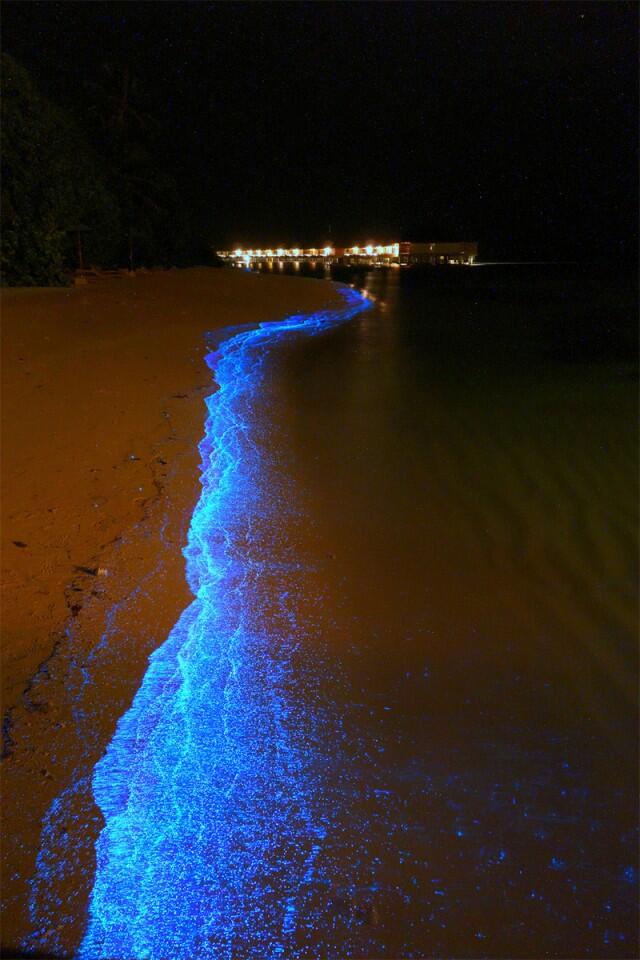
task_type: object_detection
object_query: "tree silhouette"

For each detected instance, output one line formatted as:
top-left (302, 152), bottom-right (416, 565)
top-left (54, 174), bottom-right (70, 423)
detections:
top-left (1, 54), bottom-right (120, 285)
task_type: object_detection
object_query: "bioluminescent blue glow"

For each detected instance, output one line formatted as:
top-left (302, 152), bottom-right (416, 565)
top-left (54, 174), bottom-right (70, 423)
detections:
top-left (78, 288), bottom-right (371, 960)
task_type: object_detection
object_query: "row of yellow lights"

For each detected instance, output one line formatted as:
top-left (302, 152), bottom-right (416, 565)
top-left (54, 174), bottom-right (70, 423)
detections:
top-left (226, 247), bottom-right (334, 259)
top-left (345, 244), bottom-right (399, 257)
top-left (219, 243), bottom-right (400, 259)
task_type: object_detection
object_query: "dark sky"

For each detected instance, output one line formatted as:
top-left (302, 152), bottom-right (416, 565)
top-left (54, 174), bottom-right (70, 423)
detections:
top-left (3, 1), bottom-right (638, 258)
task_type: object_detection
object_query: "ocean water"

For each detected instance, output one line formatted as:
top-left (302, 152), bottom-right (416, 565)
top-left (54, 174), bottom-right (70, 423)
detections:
top-left (78, 266), bottom-right (637, 959)
top-left (263, 264), bottom-right (638, 957)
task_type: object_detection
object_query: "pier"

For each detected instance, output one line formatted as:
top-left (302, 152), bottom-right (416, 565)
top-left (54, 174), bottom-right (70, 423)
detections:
top-left (216, 241), bottom-right (478, 267)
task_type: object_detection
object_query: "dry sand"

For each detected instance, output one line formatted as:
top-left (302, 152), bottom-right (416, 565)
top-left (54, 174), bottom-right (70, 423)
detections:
top-left (0, 266), bottom-right (340, 955)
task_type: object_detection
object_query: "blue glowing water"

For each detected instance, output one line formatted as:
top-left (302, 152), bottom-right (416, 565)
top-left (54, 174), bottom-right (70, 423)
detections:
top-left (18, 268), bottom-right (637, 958)
top-left (78, 288), bottom-right (371, 960)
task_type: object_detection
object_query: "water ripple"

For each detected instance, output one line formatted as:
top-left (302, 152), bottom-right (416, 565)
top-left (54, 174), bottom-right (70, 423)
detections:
top-left (78, 287), bottom-right (370, 960)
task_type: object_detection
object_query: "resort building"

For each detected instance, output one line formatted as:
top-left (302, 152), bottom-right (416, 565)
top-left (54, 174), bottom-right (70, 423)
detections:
top-left (217, 241), bottom-right (478, 266)
top-left (399, 242), bottom-right (478, 265)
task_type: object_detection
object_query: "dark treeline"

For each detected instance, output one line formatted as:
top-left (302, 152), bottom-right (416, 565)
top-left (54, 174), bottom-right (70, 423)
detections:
top-left (1, 54), bottom-right (215, 285)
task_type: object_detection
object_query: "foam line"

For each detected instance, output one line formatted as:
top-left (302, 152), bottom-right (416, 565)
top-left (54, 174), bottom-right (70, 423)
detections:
top-left (79, 287), bottom-right (370, 959)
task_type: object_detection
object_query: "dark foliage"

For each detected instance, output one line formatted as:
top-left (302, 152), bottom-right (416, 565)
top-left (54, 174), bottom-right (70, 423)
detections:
top-left (1, 54), bottom-right (121, 285)
top-left (1, 55), bottom-right (215, 285)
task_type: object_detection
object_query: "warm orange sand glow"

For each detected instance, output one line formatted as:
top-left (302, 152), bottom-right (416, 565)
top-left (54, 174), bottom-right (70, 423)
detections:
top-left (0, 266), bottom-right (340, 952)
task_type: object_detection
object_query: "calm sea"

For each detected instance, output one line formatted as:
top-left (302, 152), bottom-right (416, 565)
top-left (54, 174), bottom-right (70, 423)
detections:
top-left (76, 262), bottom-right (637, 960)
top-left (251, 261), bottom-right (638, 957)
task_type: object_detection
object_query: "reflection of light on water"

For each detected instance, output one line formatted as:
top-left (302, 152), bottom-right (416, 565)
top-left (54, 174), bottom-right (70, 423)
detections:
top-left (78, 289), bottom-right (371, 960)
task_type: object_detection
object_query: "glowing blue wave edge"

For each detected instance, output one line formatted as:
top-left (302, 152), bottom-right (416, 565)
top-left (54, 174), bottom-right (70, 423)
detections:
top-left (79, 286), bottom-right (371, 960)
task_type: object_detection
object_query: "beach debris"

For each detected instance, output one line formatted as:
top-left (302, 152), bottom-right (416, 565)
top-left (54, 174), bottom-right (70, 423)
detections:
top-left (127, 453), bottom-right (140, 461)
top-left (2, 714), bottom-right (16, 759)
top-left (97, 568), bottom-right (109, 576)
top-left (12, 540), bottom-right (28, 548)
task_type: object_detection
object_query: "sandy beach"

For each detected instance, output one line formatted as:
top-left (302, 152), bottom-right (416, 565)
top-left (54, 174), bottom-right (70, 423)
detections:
top-left (1, 267), bottom-right (340, 955)
top-left (3, 2), bottom-right (636, 953)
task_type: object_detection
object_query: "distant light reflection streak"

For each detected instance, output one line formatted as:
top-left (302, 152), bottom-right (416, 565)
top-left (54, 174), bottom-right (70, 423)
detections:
top-left (78, 287), bottom-right (371, 960)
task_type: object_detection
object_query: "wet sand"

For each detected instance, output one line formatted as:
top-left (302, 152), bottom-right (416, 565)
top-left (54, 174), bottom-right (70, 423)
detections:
top-left (2, 264), bottom-right (636, 958)
top-left (1, 267), bottom-right (340, 955)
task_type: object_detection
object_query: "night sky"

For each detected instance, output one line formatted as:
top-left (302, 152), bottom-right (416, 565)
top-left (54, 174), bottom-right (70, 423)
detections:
top-left (3, 1), bottom-right (637, 259)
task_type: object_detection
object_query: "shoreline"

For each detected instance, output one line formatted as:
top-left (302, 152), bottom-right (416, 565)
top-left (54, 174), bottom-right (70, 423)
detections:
top-left (79, 286), bottom-right (370, 958)
top-left (1, 267), bottom-right (345, 955)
